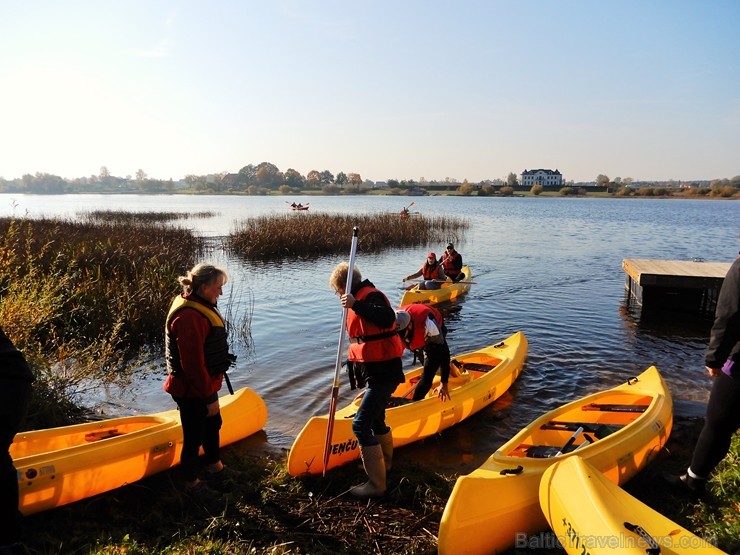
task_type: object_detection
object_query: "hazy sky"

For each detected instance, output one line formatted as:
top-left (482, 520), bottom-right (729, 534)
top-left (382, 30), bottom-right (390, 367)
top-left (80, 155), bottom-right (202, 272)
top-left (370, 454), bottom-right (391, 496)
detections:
top-left (1, 1), bottom-right (738, 183)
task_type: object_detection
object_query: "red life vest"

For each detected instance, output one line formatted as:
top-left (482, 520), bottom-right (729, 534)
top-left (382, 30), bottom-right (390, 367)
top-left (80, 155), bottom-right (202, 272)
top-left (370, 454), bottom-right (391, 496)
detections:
top-left (441, 251), bottom-right (462, 277)
top-left (400, 304), bottom-right (444, 351)
top-left (346, 285), bottom-right (405, 362)
top-left (422, 260), bottom-right (443, 280)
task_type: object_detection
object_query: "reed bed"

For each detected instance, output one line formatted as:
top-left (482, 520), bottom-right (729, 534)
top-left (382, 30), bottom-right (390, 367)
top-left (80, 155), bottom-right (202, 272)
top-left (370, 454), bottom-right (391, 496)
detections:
top-left (227, 212), bottom-right (469, 259)
top-left (79, 209), bottom-right (217, 225)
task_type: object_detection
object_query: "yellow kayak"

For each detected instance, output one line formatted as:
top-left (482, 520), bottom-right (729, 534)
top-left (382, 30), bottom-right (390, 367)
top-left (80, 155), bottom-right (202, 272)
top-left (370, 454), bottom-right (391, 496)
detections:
top-left (13, 386), bottom-right (268, 516)
top-left (438, 366), bottom-right (673, 555)
top-left (287, 331), bottom-right (527, 476)
top-left (540, 456), bottom-right (726, 554)
top-left (400, 266), bottom-right (472, 307)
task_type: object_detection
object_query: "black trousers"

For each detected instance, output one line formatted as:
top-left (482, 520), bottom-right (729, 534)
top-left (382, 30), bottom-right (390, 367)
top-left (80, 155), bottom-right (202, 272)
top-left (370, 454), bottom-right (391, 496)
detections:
top-left (0, 379), bottom-right (32, 546)
top-left (690, 371), bottom-right (740, 477)
top-left (172, 396), bottom-right (223, 483)
top-left (412, 342), bottom-right (451, 401)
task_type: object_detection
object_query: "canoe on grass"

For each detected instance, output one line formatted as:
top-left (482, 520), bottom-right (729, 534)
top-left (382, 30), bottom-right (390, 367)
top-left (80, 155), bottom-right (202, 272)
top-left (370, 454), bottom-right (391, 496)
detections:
top-left (539, 456), bottom-right (726, 555)
top-left (437, 366), bottom-right (673, 555)
top-left (13, 386), bottom-right (268, 516)
top-left (287, 331), bottom-right (527, 477)
top-left (399, 265), bottom-right (472, 307)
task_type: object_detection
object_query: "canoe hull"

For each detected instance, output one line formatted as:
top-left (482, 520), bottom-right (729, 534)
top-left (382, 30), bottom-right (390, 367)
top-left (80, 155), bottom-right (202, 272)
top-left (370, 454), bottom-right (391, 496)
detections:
top-left (539, 456), bottom-right (726, 555)
top-left (13, 386), bottom-right (268, 515)
top-left (287, 331), bottom-right (527, 476)
top-left (400, 266), bottom-right (472, 307)
top-left (438, 366), bottom-right (673, 555)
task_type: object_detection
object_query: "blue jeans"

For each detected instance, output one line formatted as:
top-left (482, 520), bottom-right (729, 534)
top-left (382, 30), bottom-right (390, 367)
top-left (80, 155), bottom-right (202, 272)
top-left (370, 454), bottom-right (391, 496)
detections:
top-left (419, 280), bottom-right (441, 290)
top-left (352, 380), bottom-right (397, 447)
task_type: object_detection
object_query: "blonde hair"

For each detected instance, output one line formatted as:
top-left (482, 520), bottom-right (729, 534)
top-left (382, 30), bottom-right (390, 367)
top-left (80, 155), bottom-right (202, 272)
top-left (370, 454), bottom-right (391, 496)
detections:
top-left (329, 262), bottom-right (361, 293)
top-left (178, 263), bottom-right (228, 295)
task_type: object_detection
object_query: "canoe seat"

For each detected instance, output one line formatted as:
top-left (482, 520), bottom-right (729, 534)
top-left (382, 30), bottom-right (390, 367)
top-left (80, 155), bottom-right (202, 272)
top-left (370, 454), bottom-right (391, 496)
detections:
top-left (525, 434), bottom-right (595, 458)
top-left (541, 421), bottom-right (624, 439)
top-left (582, 403), bottom-right (649, 413)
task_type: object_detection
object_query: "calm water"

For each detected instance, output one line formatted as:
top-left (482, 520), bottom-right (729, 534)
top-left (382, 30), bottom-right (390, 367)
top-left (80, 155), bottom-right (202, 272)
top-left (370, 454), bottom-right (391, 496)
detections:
top-left (2, 193), bottom-right (737, 471)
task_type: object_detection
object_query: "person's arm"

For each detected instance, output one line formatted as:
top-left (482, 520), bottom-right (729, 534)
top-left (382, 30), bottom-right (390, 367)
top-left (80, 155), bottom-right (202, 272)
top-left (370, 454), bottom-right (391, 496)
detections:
top-left (705, 259), bottom-right (740, 373)
top-left (437, 266), bottom-right (447, 281)
top-left (404, 268), bottom-right (423, 282)
top-left (349, 291), bottom-right (396, 328)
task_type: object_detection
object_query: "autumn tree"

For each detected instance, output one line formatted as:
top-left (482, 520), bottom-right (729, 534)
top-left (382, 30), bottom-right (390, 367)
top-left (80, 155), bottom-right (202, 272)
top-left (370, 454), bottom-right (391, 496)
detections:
top-left (306, 170), bottom-right (321, 189)
top-left (596, 174), bottom-right (610, 186)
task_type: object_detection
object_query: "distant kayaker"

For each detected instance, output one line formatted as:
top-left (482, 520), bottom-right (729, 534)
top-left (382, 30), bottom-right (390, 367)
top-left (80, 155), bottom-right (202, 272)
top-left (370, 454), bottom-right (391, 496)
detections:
top-left (395, 305), bottom-right (451, 402)
top-left (329, 262), bottom-right (405, 498)
top-left (0, 325), bottom-right (33, 552)
top-left (163, 263), bottom-right (240, 505)
top-left (440, 243), bottom-right (465, 283)
top-left (667, 256), bottom-right (740, 495)
top-left (400, 207), bottom-right (410, 219)
top-left (402, 252), bottom-right (446, 290)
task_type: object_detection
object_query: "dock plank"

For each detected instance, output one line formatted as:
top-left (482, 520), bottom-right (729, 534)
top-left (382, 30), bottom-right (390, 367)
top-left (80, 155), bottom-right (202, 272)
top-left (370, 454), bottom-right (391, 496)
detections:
top-left (622, 259), bottom-right (731, 286)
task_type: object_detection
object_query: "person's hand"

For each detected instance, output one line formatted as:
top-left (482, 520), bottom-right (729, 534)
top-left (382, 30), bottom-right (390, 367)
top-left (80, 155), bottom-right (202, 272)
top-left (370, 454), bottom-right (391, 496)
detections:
top-left (706, 366), bottom-right (720, 377)
top-left (341, 292), bottom-right (355, 308)
top-left (435, 383), bottom-right (450, 402)
top-left (402, 277), bottom-right (407, 282)
top-left (206, 399), bottom-right (220, 417)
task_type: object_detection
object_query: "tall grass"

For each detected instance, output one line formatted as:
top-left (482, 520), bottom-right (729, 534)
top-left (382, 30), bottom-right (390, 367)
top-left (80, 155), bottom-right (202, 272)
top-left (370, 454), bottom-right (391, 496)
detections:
top-left (0, 216), bottom-right (205, 426)
top-left (227, 212), bottom-right (469, 259)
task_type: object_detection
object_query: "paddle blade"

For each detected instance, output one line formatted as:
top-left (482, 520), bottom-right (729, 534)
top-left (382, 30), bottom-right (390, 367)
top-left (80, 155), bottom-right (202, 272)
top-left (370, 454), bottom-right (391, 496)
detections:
top-left (322, 386), bottom-right (340, 476)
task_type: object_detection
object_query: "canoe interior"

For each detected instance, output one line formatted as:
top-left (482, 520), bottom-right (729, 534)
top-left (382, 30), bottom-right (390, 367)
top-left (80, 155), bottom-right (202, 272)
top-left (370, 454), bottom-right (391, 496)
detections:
top-left (506, 393), bottom-right (653, 457)
top-left (11, 416), bottom-right (170, 459)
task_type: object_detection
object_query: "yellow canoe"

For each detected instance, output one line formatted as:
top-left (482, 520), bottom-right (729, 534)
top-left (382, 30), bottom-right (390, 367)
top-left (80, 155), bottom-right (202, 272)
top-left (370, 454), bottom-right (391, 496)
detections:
top-left (539, 456), bottom-right (726, 555)
top-left (13, 386), bottom-right (268, 516)
top-left (287, 331), bottom-right (527, 477)
top-left (438, 366), bottom-right (673, 555)
top-left (399, 266), bottom-right (472, 307)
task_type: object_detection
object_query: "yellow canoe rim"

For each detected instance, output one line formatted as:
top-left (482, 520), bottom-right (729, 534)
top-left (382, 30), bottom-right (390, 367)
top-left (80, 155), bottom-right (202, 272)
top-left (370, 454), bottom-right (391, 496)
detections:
top-left (437, 366), bottom-right (673, 555)
top-left (13, 386), bottom-right (268, 516)
top-left (539, 456), bottom-right (726, 555)
top-left (287, 331), bottom-right (527, 477)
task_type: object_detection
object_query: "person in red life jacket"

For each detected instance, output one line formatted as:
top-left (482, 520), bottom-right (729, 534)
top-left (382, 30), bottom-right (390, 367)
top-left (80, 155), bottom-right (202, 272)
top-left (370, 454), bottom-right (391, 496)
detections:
top-left (440, 243), bottom-right (465, 283)
top-left (164, 263), bottom-right (239, 504)
top-left (0, 326), bottom-right (33, 553)
top-left (329, 262), bottom-right (405, 498)
top-left (395, 305), bottom-right (451, 402)
top-left (402, 252), bottom-right (446, 290)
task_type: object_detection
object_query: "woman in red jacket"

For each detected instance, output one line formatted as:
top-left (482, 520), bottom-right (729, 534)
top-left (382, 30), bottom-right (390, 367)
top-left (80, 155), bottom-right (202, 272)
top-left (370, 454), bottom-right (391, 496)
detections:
top-left (164, 263), bottom-right (237, 503)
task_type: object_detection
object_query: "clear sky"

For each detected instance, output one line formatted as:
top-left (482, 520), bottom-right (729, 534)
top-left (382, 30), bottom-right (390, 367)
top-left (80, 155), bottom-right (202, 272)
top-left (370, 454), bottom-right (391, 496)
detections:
top-left (1, 1), bottom-right (738, 183)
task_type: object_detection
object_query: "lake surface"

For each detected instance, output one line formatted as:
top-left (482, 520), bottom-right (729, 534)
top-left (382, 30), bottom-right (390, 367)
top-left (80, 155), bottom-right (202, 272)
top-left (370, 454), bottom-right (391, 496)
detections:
top-left (2, 193), bottom-right (737, 471)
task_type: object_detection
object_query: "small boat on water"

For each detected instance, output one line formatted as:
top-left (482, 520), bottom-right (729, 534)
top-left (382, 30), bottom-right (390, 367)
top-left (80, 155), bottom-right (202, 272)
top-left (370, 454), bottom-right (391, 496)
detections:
top-left (289, 202), bottom-right (309, 211)
top-left (437, 366), bottom-right (673, 555)
top-left (287, 331), bottom-right (527, 476)
top-left (539, 455), bottom-right (726, 555)
top-left (399, 266), bottom-right (472, 307)
top-left (13, 386), bottom-right (268, 516)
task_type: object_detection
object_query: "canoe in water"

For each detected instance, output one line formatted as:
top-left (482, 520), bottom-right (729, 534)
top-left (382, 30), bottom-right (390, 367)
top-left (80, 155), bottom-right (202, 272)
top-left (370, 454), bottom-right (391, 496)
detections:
top-left (399, 266), bottom-right (472, 307)
top-left (539, 455), bottom-right (726, 555)
top-left (13, 386), bottom-right (268, 515)
top-left (287, 331), bottom-right (527, 476)
top-left (438, 366), bottom-right (673, 555)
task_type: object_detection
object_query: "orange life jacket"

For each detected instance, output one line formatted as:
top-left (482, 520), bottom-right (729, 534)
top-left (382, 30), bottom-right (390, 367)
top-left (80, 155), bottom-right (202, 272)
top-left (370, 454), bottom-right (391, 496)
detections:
top-left (346, 285), bottom-right (405, 363)
top-left (400, 304), bottom-right (444, 351)
top-left (441, 251), bottom-right (462, 277)
top-left (422, 261), bottom-right (443, 280)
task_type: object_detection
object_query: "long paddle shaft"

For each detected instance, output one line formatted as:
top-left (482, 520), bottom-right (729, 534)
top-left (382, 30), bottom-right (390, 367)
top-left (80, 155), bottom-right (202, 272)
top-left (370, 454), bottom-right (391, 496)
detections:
top-left (322, 226), bottom-right (359, 476)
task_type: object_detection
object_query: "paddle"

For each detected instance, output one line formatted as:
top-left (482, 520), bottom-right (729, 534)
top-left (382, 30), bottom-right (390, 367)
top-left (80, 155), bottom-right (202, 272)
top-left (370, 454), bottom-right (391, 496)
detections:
top-left (322, 226), bottom-right (359, 476)
top-left (404, 278), bottom-right (478, 285)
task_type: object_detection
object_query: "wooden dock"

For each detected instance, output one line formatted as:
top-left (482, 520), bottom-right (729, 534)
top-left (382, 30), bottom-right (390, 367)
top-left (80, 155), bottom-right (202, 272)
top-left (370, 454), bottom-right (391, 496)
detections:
top-left (622, 258), bottom-right (732, 315)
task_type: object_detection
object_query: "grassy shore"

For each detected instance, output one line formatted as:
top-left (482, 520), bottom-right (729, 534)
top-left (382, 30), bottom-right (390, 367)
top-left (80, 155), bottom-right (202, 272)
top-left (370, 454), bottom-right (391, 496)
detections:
top-left (18, 416), bottom-right (739, 554)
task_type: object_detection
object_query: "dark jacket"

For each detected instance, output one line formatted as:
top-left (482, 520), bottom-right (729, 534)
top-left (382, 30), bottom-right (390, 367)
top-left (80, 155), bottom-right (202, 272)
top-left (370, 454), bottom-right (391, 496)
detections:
top-left (705, 258), bottom-right (740, 372)
top-left (0, 326), bottom-right (34, 382)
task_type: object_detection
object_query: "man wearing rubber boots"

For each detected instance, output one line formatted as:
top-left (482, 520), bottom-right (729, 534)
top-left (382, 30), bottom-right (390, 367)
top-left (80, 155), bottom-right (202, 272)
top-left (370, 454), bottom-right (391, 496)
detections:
top-left (329, 262), bottom-right (405, 499)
